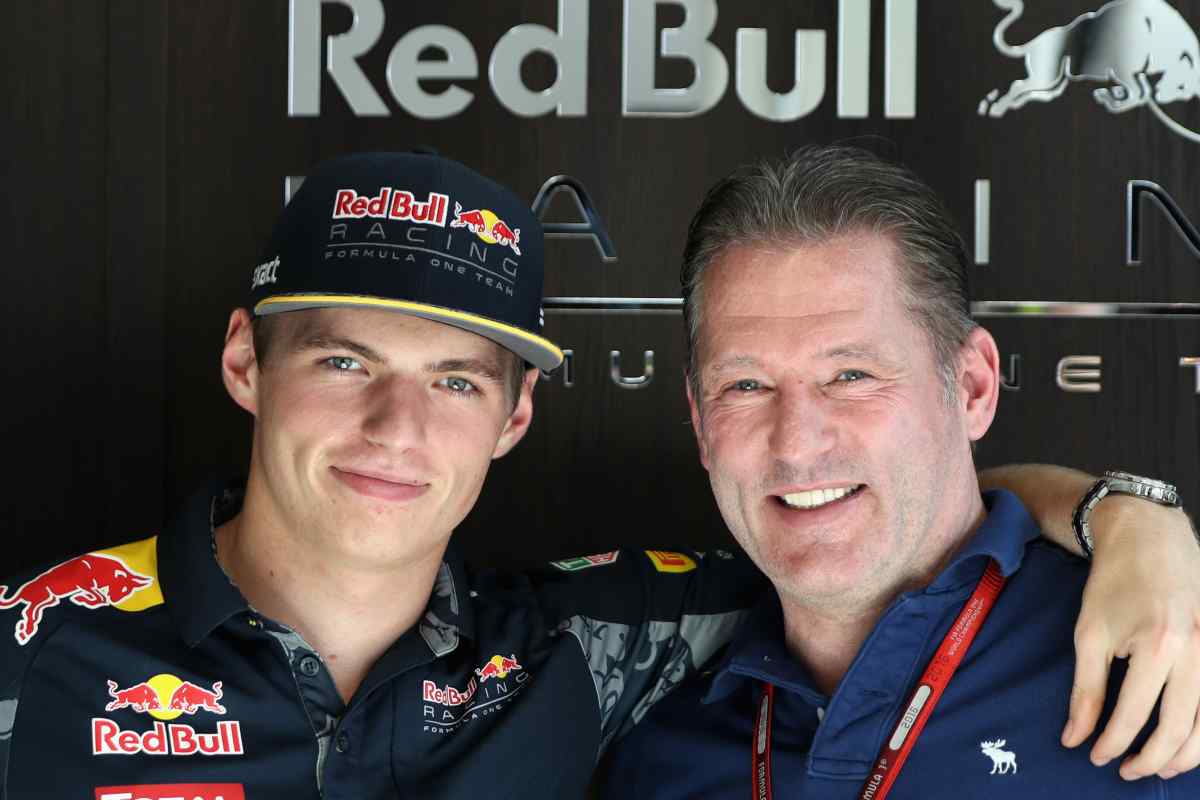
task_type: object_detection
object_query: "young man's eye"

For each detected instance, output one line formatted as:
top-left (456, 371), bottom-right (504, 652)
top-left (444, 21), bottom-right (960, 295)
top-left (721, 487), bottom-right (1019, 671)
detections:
top-left (440, 376), bottom-right (478, 394)
top-left (324, 356), bottom-right (363, 372)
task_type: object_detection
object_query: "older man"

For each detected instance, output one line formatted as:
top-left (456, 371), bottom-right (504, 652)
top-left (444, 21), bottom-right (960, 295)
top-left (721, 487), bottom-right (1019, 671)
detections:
top-left (600, 146), bottom-right (1200, 798)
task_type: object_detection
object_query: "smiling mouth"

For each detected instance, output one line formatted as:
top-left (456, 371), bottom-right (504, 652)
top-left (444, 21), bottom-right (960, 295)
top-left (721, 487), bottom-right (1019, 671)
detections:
top-left (331, 467), bottom-right (430, 502)
top-left (777, 484), bottom-right (864, 510)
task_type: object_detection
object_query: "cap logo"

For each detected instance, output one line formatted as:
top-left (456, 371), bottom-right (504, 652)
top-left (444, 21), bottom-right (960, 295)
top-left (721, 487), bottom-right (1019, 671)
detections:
top-left (332, 188), bottom-right (449, 227)
top-left (250, 256), bottom-right (280, 290)
top-left (450, 202), bottom-right (522, 256)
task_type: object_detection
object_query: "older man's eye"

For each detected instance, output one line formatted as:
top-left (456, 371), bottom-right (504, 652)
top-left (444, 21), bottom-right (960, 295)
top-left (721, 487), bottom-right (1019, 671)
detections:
top-left (729, 379), bottom-right (762, 392)
top-left (835, 369), bottom-right (869, 382)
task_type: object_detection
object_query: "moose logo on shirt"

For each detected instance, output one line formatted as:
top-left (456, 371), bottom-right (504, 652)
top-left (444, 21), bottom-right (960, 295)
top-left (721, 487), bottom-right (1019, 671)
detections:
top-left (980, 739), bottom-right (1018, 774)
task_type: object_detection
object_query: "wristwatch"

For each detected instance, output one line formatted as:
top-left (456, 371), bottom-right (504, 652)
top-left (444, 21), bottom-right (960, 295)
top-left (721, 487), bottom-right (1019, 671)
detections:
top-left (1072, 471), bottom-right (1182, 557)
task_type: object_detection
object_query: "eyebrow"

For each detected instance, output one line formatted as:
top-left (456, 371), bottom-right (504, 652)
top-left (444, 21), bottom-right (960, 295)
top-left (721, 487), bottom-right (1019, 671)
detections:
top-left (704, 343), bottom-right (891, 377)
top-left (293, 334), bottom-right (505, 382)
top-left (424, 358), bottom-right (506, 384)
top-left (294, 334), bottom-right (388, 365)
top-left (818, 343), bottom-right (887, 362)
top-left (706, 355), bottom-right (764, 377)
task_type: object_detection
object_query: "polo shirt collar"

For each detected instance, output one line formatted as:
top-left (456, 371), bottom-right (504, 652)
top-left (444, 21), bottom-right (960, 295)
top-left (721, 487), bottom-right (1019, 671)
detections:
top-left (159, 479), bottom-right (475, 653)
top-left (702, 489), bottom-right (1039, 705)
top-left (159, 479), bottom-right (250, 647)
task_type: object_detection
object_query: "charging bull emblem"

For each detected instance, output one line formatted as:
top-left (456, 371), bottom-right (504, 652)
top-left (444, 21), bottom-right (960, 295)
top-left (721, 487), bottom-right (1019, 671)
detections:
top-left (0, 554), bottom-right (153, 645)
top-left (451, 202), bottom-right (522, 256)
top-left (979, 0), bottom-right (1200, 141)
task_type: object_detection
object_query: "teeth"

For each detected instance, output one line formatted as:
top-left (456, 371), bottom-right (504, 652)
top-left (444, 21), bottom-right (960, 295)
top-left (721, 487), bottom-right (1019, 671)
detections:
top-left (782, 486), bottom-right (857, 509)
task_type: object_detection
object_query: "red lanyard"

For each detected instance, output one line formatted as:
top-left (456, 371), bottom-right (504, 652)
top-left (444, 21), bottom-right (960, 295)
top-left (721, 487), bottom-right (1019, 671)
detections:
top-left (751, 559), bottom-right (1007, 800)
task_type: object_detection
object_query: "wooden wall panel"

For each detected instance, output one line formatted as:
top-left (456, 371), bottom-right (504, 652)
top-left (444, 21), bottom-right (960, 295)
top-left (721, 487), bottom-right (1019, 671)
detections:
top-left (6, 0), bottom-right (1200, 572)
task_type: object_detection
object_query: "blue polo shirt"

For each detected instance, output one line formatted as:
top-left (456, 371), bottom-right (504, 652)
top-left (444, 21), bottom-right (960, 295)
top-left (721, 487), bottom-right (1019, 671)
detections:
top-left (600, 490), bottom-right (1189, 798)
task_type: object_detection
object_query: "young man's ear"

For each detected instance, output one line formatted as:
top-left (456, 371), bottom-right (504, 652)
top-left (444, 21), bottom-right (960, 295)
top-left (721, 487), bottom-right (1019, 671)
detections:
top-left (222, 308), bottom-right (260, 416)
top-left (492, 368), bottom-right (539, 459)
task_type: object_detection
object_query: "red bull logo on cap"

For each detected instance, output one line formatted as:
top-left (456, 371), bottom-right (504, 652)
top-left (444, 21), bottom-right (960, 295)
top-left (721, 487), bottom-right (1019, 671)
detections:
top-left (474, 653), bottom-right (523, 683)
top-left (0, 537), bottom-right (162, 645)
top-left (332, 187), bottom-right (450, 226)
top-left (94, 674), bottom-right (243, 757)
top-left (450, 202), bottom-right (523, 256)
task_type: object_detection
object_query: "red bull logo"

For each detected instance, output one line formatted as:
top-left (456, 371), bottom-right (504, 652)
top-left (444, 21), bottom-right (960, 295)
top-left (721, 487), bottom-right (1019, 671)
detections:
top-left (331, 187), bottom-right (450, 226)
top-left (105, 681), bottom-right (161, 714)
top-left (450, 202), bottom-right (523, 256)
top-left (0, 551), bottom-right (155, 645)
top-left (474, 654), bottom-right (523, 683)
top-left (980, 0), bottom-right (1200, 142)
top-left (95, 674), bottom-right (242, 757)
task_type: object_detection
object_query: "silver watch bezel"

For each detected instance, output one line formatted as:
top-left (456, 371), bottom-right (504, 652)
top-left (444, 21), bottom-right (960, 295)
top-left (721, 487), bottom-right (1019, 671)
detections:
top-left (1101, 471), bottom-right (1181, 507)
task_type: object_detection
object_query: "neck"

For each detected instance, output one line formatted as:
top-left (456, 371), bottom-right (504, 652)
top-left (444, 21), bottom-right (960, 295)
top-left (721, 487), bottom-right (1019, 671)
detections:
top-left (214, 494), bottom-right (445, 704)
top-left (780, 491), bottom-right (988, 696)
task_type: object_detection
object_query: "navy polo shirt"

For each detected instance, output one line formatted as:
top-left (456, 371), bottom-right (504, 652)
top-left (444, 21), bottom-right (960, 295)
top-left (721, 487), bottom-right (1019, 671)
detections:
top-left (601, 490), bottom-right (1192, 798)
top-left (0, 482), bottom-right (763, 799)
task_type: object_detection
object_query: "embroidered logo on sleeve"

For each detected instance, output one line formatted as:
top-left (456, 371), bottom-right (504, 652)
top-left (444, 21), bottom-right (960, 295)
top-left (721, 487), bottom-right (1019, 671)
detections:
top-left (979, 739), bottom-right (1018, 774)
top-left (550, 551), bottom-right (619, 572)
top-left (645, 550), bottom-right (697, 573)
top-left (0, 537), bottom-right (163, 645)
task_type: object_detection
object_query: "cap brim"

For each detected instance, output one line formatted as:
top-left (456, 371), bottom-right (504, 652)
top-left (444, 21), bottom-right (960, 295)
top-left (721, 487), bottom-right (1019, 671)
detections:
top-left (254, 294), bottom-right (564, 372)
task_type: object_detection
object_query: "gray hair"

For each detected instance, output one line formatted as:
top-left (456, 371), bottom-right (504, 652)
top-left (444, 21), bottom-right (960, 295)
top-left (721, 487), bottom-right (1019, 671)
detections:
top-left (681, 144), bottom-right (976, 404)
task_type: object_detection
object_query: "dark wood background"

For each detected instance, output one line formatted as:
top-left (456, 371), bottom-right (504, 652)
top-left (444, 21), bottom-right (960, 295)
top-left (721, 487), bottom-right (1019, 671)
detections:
top-left (4, 0), bottom-right (1199, 573)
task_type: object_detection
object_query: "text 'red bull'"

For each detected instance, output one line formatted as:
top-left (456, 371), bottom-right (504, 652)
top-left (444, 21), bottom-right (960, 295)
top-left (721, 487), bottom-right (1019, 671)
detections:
top-left (91, 719), bottom-right (244, 756)
top-left (331, 188), bottom-right (449, 226)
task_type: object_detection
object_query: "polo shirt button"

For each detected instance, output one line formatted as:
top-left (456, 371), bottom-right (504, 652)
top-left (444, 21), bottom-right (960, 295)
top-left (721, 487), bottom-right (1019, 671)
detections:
top-left (299, 655), bottom-right (320, 677)
top-left (335, 733), bottom-right (350, 753)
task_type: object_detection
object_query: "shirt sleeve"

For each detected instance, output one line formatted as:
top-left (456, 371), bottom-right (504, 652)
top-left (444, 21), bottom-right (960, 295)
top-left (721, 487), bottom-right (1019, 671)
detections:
top-left (0, 564), bottom-right (58, 800)
top-left (521, 546), bottom-right (764, 754)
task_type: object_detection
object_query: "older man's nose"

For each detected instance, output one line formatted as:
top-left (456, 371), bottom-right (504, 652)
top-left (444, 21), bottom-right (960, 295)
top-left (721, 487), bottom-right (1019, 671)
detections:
top-left (767, 385), bottom-right (836, 464)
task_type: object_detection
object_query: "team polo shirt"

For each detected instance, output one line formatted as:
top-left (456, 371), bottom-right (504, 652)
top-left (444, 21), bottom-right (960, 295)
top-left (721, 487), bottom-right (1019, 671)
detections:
top-left (600, 490), bottom-right (1192, 798)
top-left (0, 481), bottom-right (763, 800)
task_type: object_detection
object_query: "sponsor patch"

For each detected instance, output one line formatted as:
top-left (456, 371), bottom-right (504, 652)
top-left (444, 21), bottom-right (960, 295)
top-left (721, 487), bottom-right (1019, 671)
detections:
top-left (0, 537), bottom-right (162, 645)
top-left (551, 551), bottom-right (619, 572)
top-left (646, 550), bottom-right (698, 573)
top-left (95, 674), bottom-right (242, 756)
top-left (95, 785), bottom-right (245, 800)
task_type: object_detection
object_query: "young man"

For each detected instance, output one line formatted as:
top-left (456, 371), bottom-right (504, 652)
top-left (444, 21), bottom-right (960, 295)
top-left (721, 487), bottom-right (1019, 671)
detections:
top-left (601, 145), bottom-right (1200, 797)
top-left (1, 151), bottom-right (1197, 799)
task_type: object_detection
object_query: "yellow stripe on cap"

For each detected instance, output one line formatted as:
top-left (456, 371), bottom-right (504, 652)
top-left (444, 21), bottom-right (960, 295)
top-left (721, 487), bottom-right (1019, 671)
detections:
top-left (254, 294), bottom-right (564, 367)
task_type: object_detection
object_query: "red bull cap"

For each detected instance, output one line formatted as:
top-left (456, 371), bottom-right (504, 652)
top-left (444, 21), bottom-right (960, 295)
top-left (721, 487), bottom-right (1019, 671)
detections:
top-left (250, 151), bottom-right (563, 371)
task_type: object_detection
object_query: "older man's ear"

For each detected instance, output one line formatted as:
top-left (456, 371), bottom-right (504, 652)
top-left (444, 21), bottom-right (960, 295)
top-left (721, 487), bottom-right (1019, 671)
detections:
top-left (957, 327), bottom-right (1001, 442)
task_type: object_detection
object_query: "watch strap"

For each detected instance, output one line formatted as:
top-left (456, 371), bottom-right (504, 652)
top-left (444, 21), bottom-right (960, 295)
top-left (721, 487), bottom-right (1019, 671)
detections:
top-left (1071, 479), bottom-right (1109, 559)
